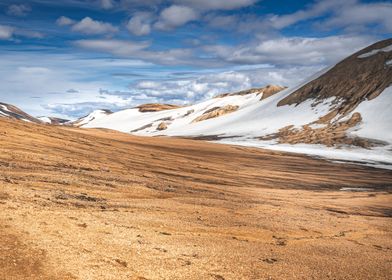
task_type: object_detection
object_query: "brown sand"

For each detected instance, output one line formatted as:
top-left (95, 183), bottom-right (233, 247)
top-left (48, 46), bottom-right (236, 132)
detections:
top-left (0, 118), bottom-right (391, 279)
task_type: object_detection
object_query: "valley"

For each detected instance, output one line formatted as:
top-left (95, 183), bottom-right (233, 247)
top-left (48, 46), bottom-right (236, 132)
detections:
top-left (1, 118), bottom-right (391, 279)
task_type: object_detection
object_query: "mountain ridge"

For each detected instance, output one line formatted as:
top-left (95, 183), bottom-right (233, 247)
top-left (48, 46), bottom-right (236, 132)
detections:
top-left (1, 39), bottom-right (391, 168)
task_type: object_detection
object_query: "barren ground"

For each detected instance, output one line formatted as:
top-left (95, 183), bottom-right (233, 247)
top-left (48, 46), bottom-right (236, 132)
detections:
top-left (0, 118), bottom-right (391, 280)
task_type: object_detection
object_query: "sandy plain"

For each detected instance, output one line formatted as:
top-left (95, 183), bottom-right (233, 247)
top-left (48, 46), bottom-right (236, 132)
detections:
top-left (0, 118), bottom-right (391, 280)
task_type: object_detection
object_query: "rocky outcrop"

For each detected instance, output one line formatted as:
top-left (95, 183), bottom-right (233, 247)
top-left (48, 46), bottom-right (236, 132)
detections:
top-left (277, 38), bottom-right (392, 118)
top-left (259, 113), bottom-right (382, 148)
top-left (137, 103), bottom-right (181, 113)
top-left (215, 85), bottom-right (286, 99)
top-left (268, 39), bottom-right (392, 148)
top-left (260, 85), bottom-right (287, 101)
top-left (192, 105), bottom-right (239, 123)
top-left (157, 122), bottom-right (168, 131)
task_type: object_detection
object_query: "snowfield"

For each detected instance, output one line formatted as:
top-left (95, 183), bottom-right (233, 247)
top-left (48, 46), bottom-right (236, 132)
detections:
top-left (80, 68), bottom-right (392, 169)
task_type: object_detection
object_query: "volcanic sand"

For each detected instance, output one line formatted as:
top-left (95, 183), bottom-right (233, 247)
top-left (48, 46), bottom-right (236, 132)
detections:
top-left (0, 118), bottom-right (391, 279)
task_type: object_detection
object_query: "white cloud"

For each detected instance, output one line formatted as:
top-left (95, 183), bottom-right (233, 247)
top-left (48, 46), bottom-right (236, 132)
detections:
top-left (320, 2), bottom-right (392, 33)
top-left (265, 0), bottom-right (353, 29)
top-left (173, 0), bottom-right (257, 11)
top-left (0, 25), bottom-right (14, 40)
top-left (155, 5), bottom-right (198, 30)
top-left (75, 39), bottom-right (150, 56)
top-left (7, 4), bottom-right (31, 17)
top-left (136, 81), bottom-right (160, 89)
top-left (0, 25), bottom-right (43, 40)
top-left (72, 17), bottom-right (118, 35)
top-left (205, 35), bottom-right (374, 66)
top-left (101, 0), bottom-right (115, 9)
top-left (262, 0), bottom-right (392, 33)
top-left (74, 39), bottom-right (199, 66)
top-left (56, 16), bottom-right (75, 26)
top-left (0, 52), bottom-right (134, 118)
top-left (129, 65), bottom-right (319, 105)
top-left (126, 13), bottom-right (153, 36)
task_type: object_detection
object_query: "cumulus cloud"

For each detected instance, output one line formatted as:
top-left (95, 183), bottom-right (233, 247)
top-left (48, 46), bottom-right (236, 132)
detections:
top-left (7, 4), bottom-right (31, 17)
top-left (126, 13), bottom-right (153, 36)
top-left (0, 25), bottom-right (44, 40)
top-left (72, 17), bottom-right (118, 35)
top-left (129, 65), bottom-right (320, 105)
top-left (155, 5), bottom-right (198, 30)
top-left (56, 16), bottom-right (75, 26)
top-left (44, 101), bottom-right (129, 118)
top-left (205, 35), bottom-right (374, 66)
top-left (74, 39), bottom-right (199, 66)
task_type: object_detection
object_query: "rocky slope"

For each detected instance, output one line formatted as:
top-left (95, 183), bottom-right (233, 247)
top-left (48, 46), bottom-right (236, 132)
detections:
top-left (137, 103), bottom-right (182, 112)
top-left (0, 102), bottom-right (42, 123)
top-left (78, 38), bottom-right (392, 168)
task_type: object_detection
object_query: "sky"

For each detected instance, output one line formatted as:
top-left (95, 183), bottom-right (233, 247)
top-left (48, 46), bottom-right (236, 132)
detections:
top-left (0, 0), bottom-right (391, 119)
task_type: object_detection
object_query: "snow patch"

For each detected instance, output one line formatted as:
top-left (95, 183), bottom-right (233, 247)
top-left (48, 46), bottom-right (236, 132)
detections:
top-left (358, 44), bottom-right (392, 58)
top-left (77, 110), bottom-right (112, 126)
top-left (349, 86), bottom-right (392, 143)
top-left (340, 187), bottom-right (374, 192)
top-left (38, 116), bottom-right (51, 123)
top-left (215, 139), bottom-right (392, 170)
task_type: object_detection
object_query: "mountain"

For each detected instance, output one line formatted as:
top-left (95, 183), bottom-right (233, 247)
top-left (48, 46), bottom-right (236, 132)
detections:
top-left (37, 116), bottom-right (70, 125)
top-left (79, 38), bottom-right (392, 168)
top-left (0, 102), bottom-right (70, 125)
top-left (0, 102), bottom-right (42, 123)
top-left (71, 109), bottom-right (113, 127)
top-left (78, 84), bottom-right (286, 134)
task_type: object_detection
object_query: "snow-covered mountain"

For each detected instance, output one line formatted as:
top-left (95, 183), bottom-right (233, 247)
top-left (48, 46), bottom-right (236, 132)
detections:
top-left (0, 103), bottom-right (70, 125)
top-left (79, 38), bottom-right (392, 168)
top-left (0, 102), bottom-right (42, 123)
top-left (76, 85), bottom-right (286, 134)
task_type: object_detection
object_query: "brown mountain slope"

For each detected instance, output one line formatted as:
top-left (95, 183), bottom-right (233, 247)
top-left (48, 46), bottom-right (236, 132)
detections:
top-left (137, 103), bottom-right (182, 112)
top-left (215, 84), bottom-right (286, 99)
top-left (1, 118), bottom-right (392, 279)
top-left (192, 105), bottom-right (239, 123)
top-left (0, 102), bottom-right (41, 123)
top-left (278, 38), bottom-right (392, 116)
top-left (260, 38), bottom-right (392, 147)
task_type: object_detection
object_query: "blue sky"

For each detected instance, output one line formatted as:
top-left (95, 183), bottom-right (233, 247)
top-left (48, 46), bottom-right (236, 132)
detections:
top-left (0, 0), bottom-right (391, 119)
